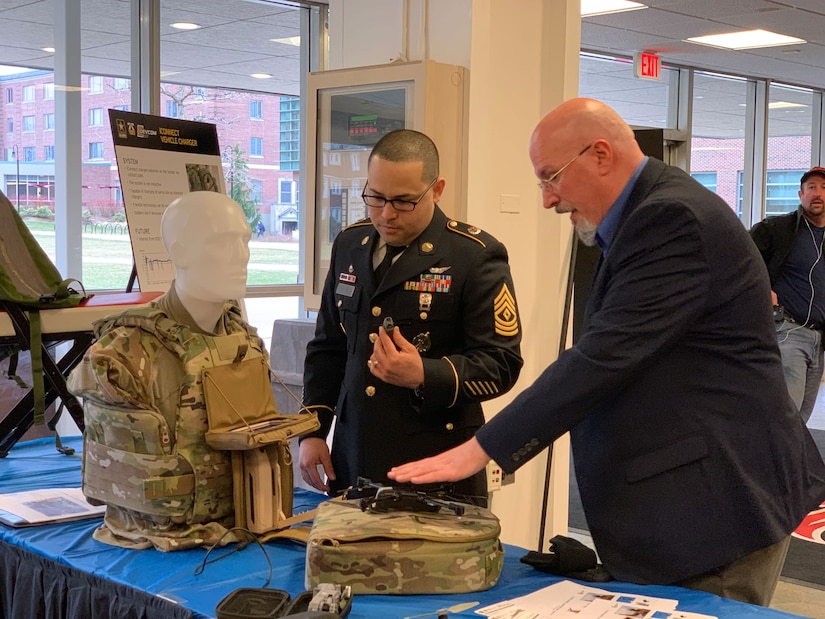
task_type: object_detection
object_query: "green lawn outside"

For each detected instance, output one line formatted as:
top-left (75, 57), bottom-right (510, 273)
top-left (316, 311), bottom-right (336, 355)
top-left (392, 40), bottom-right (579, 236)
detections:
top-left (24, 220), bottom-right (300, 290)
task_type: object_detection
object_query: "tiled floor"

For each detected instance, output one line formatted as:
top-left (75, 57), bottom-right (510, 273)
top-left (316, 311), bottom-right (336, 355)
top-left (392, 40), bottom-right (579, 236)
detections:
top-left (782, 387), bottom-right (825, 617)
top-left (772, 579), bottom-right (825, 618)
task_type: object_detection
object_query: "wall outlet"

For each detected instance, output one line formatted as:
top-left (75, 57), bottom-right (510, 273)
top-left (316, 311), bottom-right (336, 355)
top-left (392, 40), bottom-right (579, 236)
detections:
top-left (486, 461), bottom-right (502, 491)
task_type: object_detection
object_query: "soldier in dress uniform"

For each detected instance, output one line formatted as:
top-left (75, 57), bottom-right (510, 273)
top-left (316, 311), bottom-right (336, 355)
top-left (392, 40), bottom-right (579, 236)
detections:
top-left (300, 129), bottom-right (523, 503)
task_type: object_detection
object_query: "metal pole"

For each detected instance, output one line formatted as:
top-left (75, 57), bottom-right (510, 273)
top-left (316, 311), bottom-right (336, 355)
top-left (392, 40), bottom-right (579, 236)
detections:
top-left (536, 228), bottom-right (578, 552)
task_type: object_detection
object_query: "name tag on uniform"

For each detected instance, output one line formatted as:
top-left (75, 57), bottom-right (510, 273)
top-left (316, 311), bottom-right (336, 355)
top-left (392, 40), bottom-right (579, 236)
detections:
top-left (335, 282), bottom-right (355, 297)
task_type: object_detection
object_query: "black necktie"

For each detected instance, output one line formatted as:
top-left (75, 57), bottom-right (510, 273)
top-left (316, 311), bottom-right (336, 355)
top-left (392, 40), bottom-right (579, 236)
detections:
top-left (375, 244), bottom-right (404, 283)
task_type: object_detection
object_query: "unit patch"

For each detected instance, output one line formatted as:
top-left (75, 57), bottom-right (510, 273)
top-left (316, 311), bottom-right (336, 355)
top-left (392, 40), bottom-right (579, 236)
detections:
top-left (404, 274), bottom-right (452, 292)
top-left (494, 283), bottom-right (519, 337)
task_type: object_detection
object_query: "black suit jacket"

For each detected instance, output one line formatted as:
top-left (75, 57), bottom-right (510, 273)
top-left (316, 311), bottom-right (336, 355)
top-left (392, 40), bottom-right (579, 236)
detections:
top-left (304, 206), bottom-right (523, 498)
top-left (477, 158), bottom-right (825, 584)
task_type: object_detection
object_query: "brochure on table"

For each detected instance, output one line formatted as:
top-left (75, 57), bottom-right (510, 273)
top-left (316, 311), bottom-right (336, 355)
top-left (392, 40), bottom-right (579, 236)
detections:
top-left (0, 487), bottom-right (105, 527)
top-left (476, 580), bottom-right (717, 619)
top-left (109, 109), bottom-right (226, 292)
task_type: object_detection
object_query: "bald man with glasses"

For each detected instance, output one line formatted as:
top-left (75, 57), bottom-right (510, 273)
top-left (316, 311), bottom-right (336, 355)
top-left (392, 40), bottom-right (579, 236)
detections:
top-left (300, 129), bottom-right (523, 504)
top-left (391, 100), bottom-right (825, 605)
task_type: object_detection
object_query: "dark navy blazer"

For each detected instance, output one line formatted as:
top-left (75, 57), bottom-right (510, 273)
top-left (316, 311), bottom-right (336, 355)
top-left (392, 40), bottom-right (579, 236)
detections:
top-left (477, 157), bottom-right (825, 584)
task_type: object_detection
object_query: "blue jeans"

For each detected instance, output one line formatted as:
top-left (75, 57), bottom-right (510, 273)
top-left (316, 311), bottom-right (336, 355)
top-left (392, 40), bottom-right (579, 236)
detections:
top-left (775, 320), bottom-right (823, 424)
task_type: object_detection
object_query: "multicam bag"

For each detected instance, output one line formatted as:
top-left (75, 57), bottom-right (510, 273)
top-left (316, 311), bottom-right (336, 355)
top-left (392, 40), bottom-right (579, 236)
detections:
top-left (305, 498), bottom-right (503, 595)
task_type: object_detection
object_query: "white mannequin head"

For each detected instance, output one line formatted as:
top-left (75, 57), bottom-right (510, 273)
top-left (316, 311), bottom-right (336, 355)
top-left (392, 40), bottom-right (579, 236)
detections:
top-left (161, 192), bottom-right (251, 328)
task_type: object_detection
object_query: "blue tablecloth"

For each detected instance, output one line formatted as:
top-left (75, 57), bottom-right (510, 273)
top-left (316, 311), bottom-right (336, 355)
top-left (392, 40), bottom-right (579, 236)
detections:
top-left (0, 437), bottom-right (805, 619)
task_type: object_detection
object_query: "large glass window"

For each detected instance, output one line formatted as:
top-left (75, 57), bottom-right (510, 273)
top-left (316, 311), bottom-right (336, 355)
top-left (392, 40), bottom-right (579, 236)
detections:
top-left (0, 1), bottom-right (312, 339)
top-left (690, 72), bottom-right (750, 218)
top-left (766, 83), bottom-right (813, 216)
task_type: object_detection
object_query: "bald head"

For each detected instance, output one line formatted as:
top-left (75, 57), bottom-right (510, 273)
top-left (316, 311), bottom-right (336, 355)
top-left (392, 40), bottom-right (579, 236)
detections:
top-left (530, 98), bottom-right (642, 173)
top-left (530, 98), bottom-right (645, 239)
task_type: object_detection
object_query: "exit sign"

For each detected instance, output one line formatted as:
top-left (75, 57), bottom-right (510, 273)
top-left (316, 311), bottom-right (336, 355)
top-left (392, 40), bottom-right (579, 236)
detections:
top-left (634, 52), bottom-right (661, 80)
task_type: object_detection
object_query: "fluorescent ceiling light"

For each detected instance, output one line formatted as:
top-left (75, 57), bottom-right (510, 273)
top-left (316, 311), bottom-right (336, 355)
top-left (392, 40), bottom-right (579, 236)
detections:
top-left (686, 29), bottom-right (805, 50)
top-left (768, 101), bottom-right (806, 109)
top-left (250, 73), bottom-right (272, 79)
top-left (738, 101), bottom-right (807, 109)
top-left (581, 0), bottom-right (647, 17)
top-left (42, 47), bottom-right (55, 53)
top-left (270, 36), bottom-right (300, 46)
top-left (170, 22), bottom-right (200, 30)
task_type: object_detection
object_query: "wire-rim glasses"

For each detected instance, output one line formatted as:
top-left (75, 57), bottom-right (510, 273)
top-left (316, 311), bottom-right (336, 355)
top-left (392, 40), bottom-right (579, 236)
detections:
top-left (362, 176), bottom-right (438, 212)
top-left (536, 143), bottom-right (593, 191)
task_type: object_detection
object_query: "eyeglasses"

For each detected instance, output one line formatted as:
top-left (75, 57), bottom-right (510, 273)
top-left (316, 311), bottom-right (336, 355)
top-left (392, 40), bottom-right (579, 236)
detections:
top-left (362, 177), bottom-right (438, 213)
top-left (536, 143), bottom-right (593, 191)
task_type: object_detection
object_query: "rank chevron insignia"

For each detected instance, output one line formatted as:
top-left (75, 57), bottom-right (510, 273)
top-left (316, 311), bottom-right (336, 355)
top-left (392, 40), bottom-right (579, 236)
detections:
top-left (494, 283), bottom-right (519, 336)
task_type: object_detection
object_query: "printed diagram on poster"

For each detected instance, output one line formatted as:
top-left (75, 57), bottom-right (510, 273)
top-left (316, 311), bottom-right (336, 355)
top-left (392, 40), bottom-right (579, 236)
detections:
top-left (109, 110), bottom-right (225, 292)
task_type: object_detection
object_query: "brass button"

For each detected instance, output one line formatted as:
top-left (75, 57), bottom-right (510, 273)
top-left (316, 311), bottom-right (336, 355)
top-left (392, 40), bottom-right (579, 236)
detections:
top-left (361, 236), bottom-right (369, 246)
top-left (420, 312), bottom-right (428, 320)
top-left (449, 220), bottom-right (458, 228)
top-left (337, 300), bottom-right (343, 307)
top-left (422, 242), bottom-right (434, 253)
top-left (365, 386), bottom-right (376, 396)
top-left (445, 422), bottom-right (454, 431)
top-left (369, 333), bottom-right (378, 343)
top-left (371, 306), bottom-right (381, 317)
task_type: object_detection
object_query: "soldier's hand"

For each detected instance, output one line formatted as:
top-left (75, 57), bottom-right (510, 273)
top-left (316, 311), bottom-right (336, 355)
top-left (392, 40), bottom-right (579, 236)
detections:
top-left (369, 326), bottom-right (425, 389)
top-left (298, 437), bottom-right (336, 493)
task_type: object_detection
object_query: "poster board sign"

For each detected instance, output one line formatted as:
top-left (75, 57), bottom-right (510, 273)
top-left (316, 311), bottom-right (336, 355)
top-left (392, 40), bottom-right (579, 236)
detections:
top-left (109, 110), bottom-right (225, 292)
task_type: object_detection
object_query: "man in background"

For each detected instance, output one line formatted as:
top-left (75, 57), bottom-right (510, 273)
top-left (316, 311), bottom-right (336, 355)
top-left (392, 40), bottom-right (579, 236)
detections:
top-left (390, 99), bottom-right (825, 605)
top-left (750, 166), bottom-right (825, 424)
top-left (300, 129), bottom-right (522, 503)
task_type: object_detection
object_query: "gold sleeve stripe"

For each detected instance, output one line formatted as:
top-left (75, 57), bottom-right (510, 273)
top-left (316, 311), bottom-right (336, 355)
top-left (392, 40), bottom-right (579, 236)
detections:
top-left (465, 380), bottom-right (500, 396)
top-left (494, 283), bottom-right (519, 337)
top-left (443, 356), bottom-right (460, 408)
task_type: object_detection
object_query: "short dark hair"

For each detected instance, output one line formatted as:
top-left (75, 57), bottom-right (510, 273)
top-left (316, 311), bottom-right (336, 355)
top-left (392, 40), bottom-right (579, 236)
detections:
top-left (368, 129), bottom-right (439, 181)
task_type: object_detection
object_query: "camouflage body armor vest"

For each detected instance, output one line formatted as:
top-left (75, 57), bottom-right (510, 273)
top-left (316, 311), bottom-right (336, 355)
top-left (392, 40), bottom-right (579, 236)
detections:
top-left (70, 304), bottom-right (265, 549)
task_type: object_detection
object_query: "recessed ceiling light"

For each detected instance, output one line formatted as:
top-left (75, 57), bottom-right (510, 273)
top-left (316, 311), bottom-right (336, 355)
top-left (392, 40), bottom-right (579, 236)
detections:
top-left (250, 73), bottom-right (272, 79)
top-left (686, 29), bottom-right (805, 50)
top-left (270, 36), bottom-right (301, 46)
top-left (42, 47), bottom-right (55, 53)
top-left (170, 22), bottom-right (200, 30)
top-left (581, 0), bottom-right (647, 17)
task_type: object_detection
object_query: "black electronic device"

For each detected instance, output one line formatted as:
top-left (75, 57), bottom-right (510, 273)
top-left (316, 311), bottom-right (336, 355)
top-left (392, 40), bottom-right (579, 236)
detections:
top-left (773, 304), bottom-right (785, 322)
top-left (215, 588), bottom-right (290, 619)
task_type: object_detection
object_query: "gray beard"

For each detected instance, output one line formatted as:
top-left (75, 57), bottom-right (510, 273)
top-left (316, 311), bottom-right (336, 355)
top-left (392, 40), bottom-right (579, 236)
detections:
top-left (576, 219), bottom-right (598, 246)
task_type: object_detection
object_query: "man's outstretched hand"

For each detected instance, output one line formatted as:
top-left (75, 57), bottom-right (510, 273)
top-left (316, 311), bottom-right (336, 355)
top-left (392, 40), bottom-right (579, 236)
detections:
top-left (388, 437), bottom-right (491, 484)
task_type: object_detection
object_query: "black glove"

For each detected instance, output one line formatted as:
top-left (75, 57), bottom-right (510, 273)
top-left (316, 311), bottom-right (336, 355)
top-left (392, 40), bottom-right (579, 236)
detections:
top-left (521, 535), bottom-right (613, 582)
